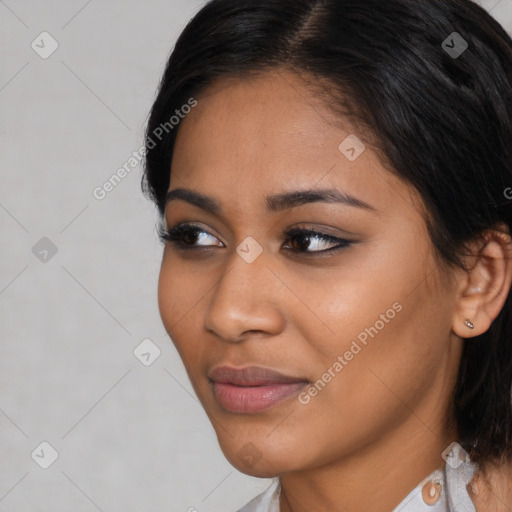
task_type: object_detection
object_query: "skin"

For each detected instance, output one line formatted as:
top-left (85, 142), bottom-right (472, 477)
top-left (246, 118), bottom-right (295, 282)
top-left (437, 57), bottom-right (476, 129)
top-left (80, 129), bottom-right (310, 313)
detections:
top-left (157, 70), bottom-right (512, 512)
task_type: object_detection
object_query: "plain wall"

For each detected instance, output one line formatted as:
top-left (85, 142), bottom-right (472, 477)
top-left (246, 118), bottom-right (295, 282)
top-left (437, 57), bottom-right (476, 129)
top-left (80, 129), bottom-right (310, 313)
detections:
top-left (1, 1), bottom-right (511, 511)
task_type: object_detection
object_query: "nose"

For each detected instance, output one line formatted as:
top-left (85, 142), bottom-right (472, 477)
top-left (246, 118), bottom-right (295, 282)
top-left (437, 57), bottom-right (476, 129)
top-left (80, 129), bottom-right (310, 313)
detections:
top-left (203, 247), bottom-right (285, 343)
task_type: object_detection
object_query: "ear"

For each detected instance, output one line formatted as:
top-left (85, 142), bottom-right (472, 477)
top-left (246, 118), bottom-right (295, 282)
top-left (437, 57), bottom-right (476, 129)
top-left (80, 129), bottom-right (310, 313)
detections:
top-left (452, 224), bottom-right (512, 339)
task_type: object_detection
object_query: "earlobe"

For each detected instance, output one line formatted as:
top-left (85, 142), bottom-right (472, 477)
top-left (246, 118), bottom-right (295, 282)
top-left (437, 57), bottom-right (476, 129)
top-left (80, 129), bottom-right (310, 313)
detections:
top-left (452, 227), bottom-right (512, 339)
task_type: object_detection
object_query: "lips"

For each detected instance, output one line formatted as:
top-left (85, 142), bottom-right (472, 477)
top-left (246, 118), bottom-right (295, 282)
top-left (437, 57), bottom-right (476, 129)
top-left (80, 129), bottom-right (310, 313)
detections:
top-left (208, 365), bottom-right (310, 413)
top-left (208, 365), bottom-right (309, 386)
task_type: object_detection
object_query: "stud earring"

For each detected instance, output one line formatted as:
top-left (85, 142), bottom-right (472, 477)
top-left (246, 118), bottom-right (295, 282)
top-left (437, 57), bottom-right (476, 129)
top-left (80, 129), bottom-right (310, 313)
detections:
top-left (464, 319), bottom-right (475, 329)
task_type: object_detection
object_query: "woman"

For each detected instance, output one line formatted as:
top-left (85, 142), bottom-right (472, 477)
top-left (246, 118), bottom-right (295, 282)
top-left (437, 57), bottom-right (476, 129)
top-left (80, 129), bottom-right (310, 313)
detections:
top-left (142, 0), bottom-right (512, 510)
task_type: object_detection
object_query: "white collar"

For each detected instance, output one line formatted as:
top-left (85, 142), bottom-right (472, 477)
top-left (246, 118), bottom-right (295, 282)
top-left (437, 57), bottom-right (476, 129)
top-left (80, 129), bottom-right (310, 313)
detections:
top-left (236, 443), bottom-right (477, 512)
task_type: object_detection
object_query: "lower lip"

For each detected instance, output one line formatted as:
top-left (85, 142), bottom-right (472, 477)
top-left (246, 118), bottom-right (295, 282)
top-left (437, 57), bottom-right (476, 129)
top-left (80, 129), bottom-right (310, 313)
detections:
top-left (211, 381), bottom-right (308, 413)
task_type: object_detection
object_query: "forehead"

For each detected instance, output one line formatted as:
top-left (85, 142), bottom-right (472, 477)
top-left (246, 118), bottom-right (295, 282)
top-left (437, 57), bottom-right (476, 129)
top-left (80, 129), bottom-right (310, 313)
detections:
top-left (169, 70), bottom-right (420, 216)
top-left (174, 71), bottom-right (347, 167)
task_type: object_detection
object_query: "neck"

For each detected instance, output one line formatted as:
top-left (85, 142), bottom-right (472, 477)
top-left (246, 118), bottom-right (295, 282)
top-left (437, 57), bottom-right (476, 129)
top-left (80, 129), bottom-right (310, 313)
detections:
top-left (279, 419), bottom-right (458, 512)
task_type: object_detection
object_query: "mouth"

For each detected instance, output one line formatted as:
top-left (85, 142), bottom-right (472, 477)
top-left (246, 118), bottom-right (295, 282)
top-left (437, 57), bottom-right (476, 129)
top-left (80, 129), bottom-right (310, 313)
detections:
top-left (208, 365), bottom-right (310, 413)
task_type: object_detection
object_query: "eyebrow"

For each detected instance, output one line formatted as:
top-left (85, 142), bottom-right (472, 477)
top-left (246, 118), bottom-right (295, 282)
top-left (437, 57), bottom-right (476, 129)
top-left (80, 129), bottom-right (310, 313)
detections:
top-left (165, 187), bottom-right (376, 214)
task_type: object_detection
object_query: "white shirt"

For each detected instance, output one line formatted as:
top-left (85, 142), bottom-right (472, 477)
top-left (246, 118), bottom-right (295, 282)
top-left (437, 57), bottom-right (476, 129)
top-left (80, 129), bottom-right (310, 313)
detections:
top-left (236, 443), bottom-right (477, 512)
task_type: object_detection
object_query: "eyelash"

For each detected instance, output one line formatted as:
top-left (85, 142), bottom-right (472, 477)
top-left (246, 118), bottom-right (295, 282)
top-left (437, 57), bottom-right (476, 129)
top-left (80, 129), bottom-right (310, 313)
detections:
top-left (158, 223), bottom-right (353, 256)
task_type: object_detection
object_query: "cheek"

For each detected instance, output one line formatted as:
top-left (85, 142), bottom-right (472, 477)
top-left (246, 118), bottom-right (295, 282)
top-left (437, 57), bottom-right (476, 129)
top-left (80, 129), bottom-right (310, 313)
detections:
top-left (157, 256), bottom-right (203, 360)
top-left (158, 261), bottom-right (215, 407)
top-left (294, 238), bottom-right (447, 410)
top-left (286, 302), bottom-right (434, 467)
top-left (158, 253), bottom-right (207, 325)
top-left (157, 258), bottom-right (178, 333)
top-left (285, 248), bottom-right (415, 360)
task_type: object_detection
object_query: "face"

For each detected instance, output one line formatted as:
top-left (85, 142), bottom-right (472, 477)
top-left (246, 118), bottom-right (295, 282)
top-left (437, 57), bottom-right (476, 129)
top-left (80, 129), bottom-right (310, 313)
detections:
top-left (158, 70), bottom-right (463, 477)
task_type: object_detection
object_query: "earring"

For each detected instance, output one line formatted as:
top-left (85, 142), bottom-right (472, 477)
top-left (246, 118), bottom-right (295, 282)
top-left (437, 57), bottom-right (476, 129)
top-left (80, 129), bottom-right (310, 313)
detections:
top-left (464, 319), bottom-right (475, 329)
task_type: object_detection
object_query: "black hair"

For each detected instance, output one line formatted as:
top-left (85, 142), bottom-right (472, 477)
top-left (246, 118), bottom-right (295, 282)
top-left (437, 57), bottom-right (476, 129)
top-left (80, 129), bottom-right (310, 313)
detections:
top-left (142, 0), bottom-right (512, 471)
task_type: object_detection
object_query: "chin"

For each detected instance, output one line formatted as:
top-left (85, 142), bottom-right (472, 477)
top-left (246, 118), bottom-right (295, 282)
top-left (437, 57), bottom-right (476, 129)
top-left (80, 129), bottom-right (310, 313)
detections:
top-left (218, 437), bottom-right (303, 477)
top-left (227, 454), bottom-right (287, 478)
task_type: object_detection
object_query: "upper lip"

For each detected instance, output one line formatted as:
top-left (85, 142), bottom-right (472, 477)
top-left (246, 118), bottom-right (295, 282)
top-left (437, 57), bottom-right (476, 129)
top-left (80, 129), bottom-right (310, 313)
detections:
top-left (208, 365), bottom-right (309, 386)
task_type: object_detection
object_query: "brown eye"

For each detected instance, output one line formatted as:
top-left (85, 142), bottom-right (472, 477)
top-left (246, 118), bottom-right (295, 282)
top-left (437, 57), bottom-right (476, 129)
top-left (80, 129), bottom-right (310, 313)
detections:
top-left (283, 227), bottom-right (353, 254)
top-left (182, 229), bottom-right (200, 245)
top-left (290, 233), bottom-right (313, 251)
top-left (159, 223), bottom-right (223, 248)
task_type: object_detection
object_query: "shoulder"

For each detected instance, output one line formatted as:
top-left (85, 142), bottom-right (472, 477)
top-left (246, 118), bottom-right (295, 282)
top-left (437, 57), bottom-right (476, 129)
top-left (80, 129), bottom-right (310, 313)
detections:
top-left (468, 459), bottom-right (512, 512)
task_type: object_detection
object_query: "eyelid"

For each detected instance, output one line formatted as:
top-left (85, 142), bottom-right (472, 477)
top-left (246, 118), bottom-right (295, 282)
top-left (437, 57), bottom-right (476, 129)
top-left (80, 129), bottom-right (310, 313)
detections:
top-left (162, 219), bottom-right (224, 238)
top-left (284, 223), bottom-right (354, 240)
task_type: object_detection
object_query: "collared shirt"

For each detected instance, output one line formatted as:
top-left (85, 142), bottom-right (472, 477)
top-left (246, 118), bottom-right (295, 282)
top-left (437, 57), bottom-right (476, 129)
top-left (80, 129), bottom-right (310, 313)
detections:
top-left (236, 442), bottom-right (477, 512)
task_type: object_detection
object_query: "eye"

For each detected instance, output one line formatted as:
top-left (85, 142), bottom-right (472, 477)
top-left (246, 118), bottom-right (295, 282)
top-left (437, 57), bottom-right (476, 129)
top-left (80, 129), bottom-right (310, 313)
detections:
top-left (159, 223), bottom-right (353, 255)
top-left (282, 227), bottom-right (353, 254)
top-left (158, 223), bottom-right (223, 249)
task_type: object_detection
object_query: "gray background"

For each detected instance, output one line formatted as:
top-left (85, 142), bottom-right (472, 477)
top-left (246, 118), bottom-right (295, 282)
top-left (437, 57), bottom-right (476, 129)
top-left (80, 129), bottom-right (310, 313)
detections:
top-left (0, 1), bottom-right (511, 511)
